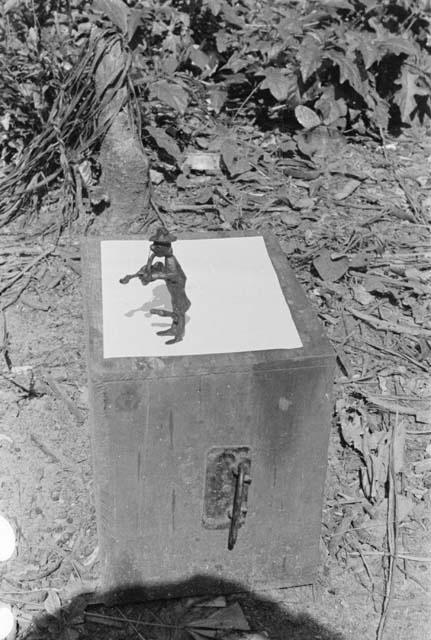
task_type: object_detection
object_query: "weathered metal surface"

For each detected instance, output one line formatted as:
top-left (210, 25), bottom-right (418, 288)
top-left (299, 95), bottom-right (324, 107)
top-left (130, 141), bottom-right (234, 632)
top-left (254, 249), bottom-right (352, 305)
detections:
top-left (203, 446), bottom-right (251, 531)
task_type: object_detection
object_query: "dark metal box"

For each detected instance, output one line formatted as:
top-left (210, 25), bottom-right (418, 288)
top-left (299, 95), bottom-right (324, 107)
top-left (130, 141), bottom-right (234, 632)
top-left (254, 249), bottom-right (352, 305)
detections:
top-left (81, 232), bottom-right (335, 598)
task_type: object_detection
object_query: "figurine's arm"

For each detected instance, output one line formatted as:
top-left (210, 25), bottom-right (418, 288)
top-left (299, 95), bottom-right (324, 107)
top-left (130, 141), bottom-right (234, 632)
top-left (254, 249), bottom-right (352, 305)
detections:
top-left (147, 261), bottom-right (179, 282)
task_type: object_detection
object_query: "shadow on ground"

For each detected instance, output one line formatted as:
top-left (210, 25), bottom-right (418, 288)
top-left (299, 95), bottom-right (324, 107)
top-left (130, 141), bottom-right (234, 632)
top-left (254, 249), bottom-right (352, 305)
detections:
top-left (19, 574), bottom-right (345, 640)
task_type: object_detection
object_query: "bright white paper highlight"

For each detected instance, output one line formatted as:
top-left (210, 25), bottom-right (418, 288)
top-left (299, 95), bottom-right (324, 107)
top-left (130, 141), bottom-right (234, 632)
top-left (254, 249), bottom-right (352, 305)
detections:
top-left (101, 236), bottom-right (302, 358)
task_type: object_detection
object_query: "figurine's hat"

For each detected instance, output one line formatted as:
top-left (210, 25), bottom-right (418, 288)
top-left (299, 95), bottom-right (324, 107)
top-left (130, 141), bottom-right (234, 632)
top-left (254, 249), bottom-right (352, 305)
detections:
top-left (149, 227), bottom-right (177, 244)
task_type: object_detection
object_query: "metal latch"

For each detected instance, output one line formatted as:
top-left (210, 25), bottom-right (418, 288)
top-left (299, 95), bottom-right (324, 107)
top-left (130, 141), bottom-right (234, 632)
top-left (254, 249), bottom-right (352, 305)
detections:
top-left (202, 447), bottom-right (252, 550)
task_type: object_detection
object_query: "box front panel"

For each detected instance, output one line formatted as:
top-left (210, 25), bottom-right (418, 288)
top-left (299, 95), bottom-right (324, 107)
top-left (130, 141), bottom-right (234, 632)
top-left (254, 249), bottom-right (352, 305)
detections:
top-left (91, 363), bottom-right (333, 596)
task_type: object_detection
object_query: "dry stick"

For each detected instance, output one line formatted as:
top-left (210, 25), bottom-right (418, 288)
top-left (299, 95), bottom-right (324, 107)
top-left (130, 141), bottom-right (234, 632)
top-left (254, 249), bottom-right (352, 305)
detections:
top-left (379, 128), bottom-right (422, 221)
top-left (351, 552), bottom-right (431, 562)
top-left (0, 248), bottom-right (52, 296)
top-left (347, 306), bottom-right (431, 338)
top-left (44, 375), bottom-right (84, 423)
top-left (376, 414), bottom-right (398, 640)
top-left (115, 607), bottom-right (147, 640)
top-left (406, 430), bottom-right (431, 435)
top-left (30, 433), bottom-right (62, 465)
top-left (362, 338), bottom-right (429, 372)
top-left (84, 612), bottom-right (181, 630)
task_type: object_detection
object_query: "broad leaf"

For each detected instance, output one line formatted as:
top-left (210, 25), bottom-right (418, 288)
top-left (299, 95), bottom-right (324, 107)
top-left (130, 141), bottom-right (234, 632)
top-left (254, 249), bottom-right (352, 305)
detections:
top-left (377, 36), bottom-right (418, 58)
top-left (4, 0), bottom-right (24, 13)
top-left (325, 50), bottom-right (363, 94)
top-left (187, 603), bottom-right (250, 631)
top-left (261, 69), bottom-right (294, 101)
top-left (220, 141), bottom-right (251, 175)
top-left (298, 36), bottom-right (323, 82)
top-left (207, 0), bottom-right (222, 15)
top-left (295, 105), bottom-right (321, 129)
top-left (315, 91), bottom-right (347, 125)
top-left (151, 80), bottom-right (189, 114)
top-left (189, 47), bottom-right (211, 71)
top-left (394, 68), bottom-right (428, 122)
top-left (208, 87), bottom-right (227, 114)
top-left (146, 126), bottom-right (183, 164)
top-left (93, 0), bottom-right (129, 34)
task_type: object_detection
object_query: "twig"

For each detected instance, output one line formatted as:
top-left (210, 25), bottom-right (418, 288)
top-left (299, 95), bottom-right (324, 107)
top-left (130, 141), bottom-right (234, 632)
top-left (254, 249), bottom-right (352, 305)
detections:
top-left (362, 339), bottom-right (429, 372)
top-left (0, 248), bottom-right (52, 296)
top-left (351, 552), bottom-right (431, 562)
top-left (376, 414), bottom-right (398, 640)
top-left (44, 375), bottom-right (84, 423)
top-left (115, 607), bottom-right (147, 640)
top-left (13, 558), bottom-right (63, 583)
top-left (84, 612), bottom-right (181, 630)
top-left (347, 306), bottom-right (431, 338)
top-left (0, 276), bottom-right (32, 312)
top-left (379, 128), bottom-right (422, 221)
top-left (30, 433), bottom-right (62, 464)
top-left (406, 430), bottom-right (431, 435)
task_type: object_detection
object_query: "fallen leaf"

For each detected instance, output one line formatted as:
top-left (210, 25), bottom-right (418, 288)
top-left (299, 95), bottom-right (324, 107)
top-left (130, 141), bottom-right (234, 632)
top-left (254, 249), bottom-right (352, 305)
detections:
top-left (260, 68), bottom-right (296, 101)
top-left (93, 0), bottom-right (129, 34)
top-left (333, 178), bottom-right (361, 200)
top-left (208, 88), bottom-right (227, 114)
top-left (196, 596), bottom-right (227, 607)
top-left (397, 494), bottom-right (415, 522)
top-left (313, 249), bottom-right (349, 281)
top-left (352, 284), bottom-right (374, 306)
top-left (220, 141), bottom-right (251, 175)
top-left (182, 152), bottom-right (220, 174)
top-left (414, 458), bottom-right (431, 473)
top-left (187, 602), bottom-right (250, 632)
top-left (280, 211), bottom-right (300, 227)
top-left (152, 80), bottom-right (189, 114)
top-left (295, 105), bottom-right (321, 129)
top-left (295, 196), bottom-right (316, 209)
top-left (44, 589), bottom-right (62, 617)
top-left (393, 421), bottom-right (406, 474)
top-left (146, 126), bottom-right (183, 164)
top-left (150, 169), bottom-right (164, 185)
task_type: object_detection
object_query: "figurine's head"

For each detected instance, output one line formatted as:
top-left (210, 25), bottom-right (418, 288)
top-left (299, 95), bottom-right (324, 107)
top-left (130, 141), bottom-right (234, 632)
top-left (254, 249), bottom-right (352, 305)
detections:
top-left (151, 242), bottom-right (173, 258)
top-left (149, 227), bottom-right (176, 258)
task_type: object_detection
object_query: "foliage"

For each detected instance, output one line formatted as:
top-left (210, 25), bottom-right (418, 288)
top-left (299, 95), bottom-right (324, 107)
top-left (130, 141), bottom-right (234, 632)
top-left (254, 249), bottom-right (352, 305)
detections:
top-left (1, 0), bottom-right (430, 224)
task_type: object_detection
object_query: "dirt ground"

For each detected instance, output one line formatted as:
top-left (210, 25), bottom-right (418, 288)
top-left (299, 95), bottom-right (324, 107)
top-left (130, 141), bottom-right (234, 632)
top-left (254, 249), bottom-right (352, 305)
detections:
top-left (0, 131), bottom-right (430, 640)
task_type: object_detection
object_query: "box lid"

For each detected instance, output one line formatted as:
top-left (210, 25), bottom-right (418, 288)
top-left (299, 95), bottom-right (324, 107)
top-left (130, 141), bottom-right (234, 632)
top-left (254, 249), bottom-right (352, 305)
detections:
top-left (81, 232), bottom-right (334, 380)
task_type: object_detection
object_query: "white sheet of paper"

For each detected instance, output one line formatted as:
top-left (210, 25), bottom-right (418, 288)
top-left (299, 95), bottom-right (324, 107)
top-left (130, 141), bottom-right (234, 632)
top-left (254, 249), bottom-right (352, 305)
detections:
top-left (101, 236), bottom-right (302, 358)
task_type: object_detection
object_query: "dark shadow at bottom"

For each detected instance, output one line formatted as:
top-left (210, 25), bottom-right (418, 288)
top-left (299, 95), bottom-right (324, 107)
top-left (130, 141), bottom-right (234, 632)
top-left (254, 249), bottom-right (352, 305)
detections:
top-left (19, 574), bottom-right (344, 640)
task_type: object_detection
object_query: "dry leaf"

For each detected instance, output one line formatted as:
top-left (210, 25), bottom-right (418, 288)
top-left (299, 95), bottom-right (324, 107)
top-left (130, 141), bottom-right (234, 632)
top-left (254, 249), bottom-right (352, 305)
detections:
top-left (196, 596), bottom-right (227, 607)
top-left (280, 211), bottom-right (300, 227)
top-left (333, 178), bottom-right (361, 200)
top-left (188, 603), bottom-right (250, 632)
top-left (313, 249), bottom-right (349, 281)
top-left (352, 284), bottom-right (374, 306)
top-left (393, 421), bottom-right (406, 474)
top-left (183, 152), bottom-right (220, 174)
top-left (295, 105), bottom-right (321, 129)
top-left (414, 458), bottom-right (431, 473)
top-left (397, 494), bottom-right (415, 522)
top-left (44, 589), bottom-right (62, 617)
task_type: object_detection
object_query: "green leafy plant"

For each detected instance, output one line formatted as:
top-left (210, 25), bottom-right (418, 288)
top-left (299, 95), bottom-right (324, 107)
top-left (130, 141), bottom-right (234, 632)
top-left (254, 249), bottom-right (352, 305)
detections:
top-left (1, 0), bottom-right (430, 225)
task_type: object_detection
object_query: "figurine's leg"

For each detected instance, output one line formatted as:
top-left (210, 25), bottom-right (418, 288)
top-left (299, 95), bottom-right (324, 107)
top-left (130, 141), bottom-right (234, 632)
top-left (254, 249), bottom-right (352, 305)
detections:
top-left (157, 312), bottom-right (178, 337)
top-left (165, 313), bottom-right (185, 345)
top-left (150, 308), bottom-right (174, 318)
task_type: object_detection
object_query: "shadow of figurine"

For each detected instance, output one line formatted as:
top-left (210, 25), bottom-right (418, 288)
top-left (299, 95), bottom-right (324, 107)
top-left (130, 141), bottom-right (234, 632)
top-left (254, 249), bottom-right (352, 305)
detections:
top-left (17, 574), bottom-right (346, 640)
top-left (124, 284), bottom-right (170, 318)
top-left (120, 227), bottom-right (191, 345)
